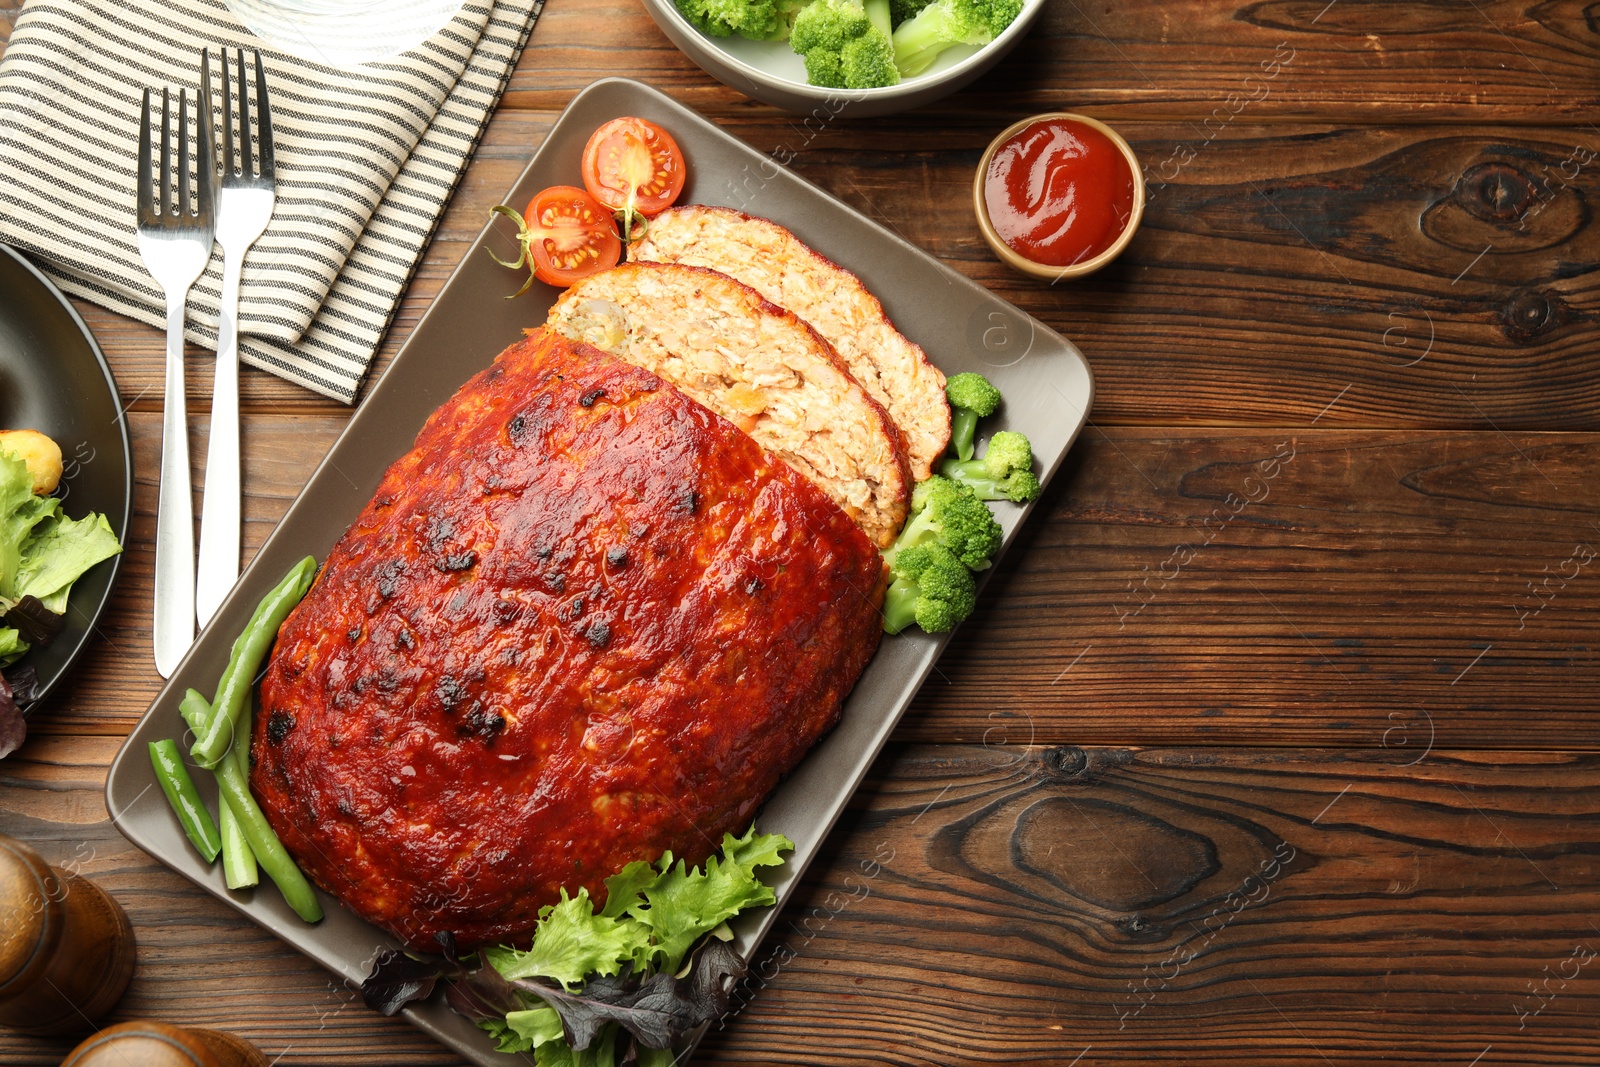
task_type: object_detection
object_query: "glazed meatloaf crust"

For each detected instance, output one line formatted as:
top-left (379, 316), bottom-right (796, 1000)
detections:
top-left (253, 328), bottom-right (887, 950)
top-left (547, 262), bottom-right (911, 548)
top-left (631, 206), bottom-right (951, 480)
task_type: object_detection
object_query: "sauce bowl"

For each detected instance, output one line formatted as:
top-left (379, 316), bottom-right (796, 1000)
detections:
top-left (973, 112), bottom-right (1145, 280)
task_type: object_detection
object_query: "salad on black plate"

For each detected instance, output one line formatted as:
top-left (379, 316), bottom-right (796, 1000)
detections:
top-left (0, 429), bottom-right (122, 756)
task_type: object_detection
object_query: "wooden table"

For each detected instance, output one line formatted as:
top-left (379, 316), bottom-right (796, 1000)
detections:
top-left (5, 1), bottom-right (1600, 1063)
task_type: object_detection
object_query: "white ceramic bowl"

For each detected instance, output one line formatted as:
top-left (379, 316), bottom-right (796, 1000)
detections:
top-left (639, 0), bottom-right (1049, 117)
top-left (223, 0), bottom-right (466, 67)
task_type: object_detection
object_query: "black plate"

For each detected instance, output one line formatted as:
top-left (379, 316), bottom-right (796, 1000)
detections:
top-left (0, 244), bottom-right (133, 712)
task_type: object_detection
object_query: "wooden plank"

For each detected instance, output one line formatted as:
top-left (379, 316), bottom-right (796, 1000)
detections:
top-left (909, 427), bottom-right (1600, 750)
top-left (3, 738), bottom-right (1597, 1064)
top-left (700, 744), bottom-right (1600, 1065)
top-left (76, 113), bottom-right (1600, 432)
top-left (501, 0), bottom-right (1600, 123)
top-left (29, 422), bottom-right (1600, 751)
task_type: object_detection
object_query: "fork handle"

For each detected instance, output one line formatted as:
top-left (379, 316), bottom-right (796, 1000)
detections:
top-left (196, 253), bottom-right (243, 628)
top-left (154, 291), bottom-right (196, 678)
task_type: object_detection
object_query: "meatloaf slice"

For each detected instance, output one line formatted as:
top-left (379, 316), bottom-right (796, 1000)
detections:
top-left (253, 328), bottom-right (887, 950)
top-left (632, 205), bottom-right (951, 480)
top-left (546, 262), bottom-right (910, 548)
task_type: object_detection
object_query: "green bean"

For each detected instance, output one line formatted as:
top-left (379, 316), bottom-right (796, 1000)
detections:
top-left (148, 739), bottom-right (221, 863)
top-left (178, 688), bottom-right (210, 735)
top-left (219, 793), bottom-right (259, 888)
top-left (219, 695), bottom-right (259, 889)
top-left (215, 751), bottom-right (323, 923)
top-left (179, 624), bottom-right (318, 918)
top-left (190, 556), bottom-right (317, 769)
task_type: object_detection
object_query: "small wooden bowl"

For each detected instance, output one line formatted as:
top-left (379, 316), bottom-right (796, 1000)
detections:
top-left (60, 1021), bottom-right (270, 1067)
top-left (973, 112), bottom-right (1145, 281)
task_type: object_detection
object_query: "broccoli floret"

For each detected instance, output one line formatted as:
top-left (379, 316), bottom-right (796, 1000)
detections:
top-left (677, 0), bottom-right (806, 40)
top-left (887, 474), bottom-right (1001, 571)
top-left (791, 0), bottom-right (902, 88)
top-left (944, 371), bottom-right (1002, 461)
top-left (890, 0), bottom-right (1023, 76)
top-left (940, 430), bottom-right (1041, 502)
top-left (880, 473), bottom-right (1005, 635)
top-left (883, 542), bottom-right (976, 634)
top-left (842, 24), bottom-right (900, 84)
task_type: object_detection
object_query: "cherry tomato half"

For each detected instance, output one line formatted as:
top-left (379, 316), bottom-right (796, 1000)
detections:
top-left (581, 117), bottom-right (687, 224)
top-left (496, 185), bottom-right (621, 290)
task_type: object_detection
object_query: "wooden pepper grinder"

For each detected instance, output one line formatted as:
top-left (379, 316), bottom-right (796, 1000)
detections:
top-left (0, 834), bottom-right (136, 1035)
top-left (61, 1021), bottom-right (269, 1067)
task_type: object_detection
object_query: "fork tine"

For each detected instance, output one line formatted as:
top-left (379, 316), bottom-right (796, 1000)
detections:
top-left (253, 50), bottom-right (274, 181)
top-left (138, 88), bottom-right (154, 219)
top-left (237, 47), bottom-right (253, 179)
top-left (160, 87), bottom-right (171, 216)
top-left (177, 89), bottom-right (192, 218)
top-left (196, 72), bottom-right (215, 217)
top-left (203, 48), bottom-right (221, 181)
top-left (216, 47), bottom-right (234, 178)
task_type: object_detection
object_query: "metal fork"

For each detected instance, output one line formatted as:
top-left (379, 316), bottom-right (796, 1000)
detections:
top-left (196, 48), bottom-right (276, 628)
top-left (137, 78), bottom-right (215, 678)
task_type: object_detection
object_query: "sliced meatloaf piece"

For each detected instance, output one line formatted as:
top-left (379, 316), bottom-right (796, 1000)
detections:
top-left (254, 328), bottom-right (888, 950)
top-left (547, 262), bottom-right (911, 547)
top-left (631, 205), bottom-right (951, 480)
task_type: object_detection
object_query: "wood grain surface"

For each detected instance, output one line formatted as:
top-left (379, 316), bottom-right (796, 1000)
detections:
top-left (2, 0), bottom-right (1598, 1064)
top-left (5, 739), bottom-right (1600, 1064)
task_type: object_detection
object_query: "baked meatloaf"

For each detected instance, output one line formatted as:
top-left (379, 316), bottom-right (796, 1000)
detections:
top-left (252, 328), bottom-right (887, 949)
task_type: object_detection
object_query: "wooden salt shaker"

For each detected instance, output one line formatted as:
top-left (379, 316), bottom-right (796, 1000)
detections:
top-left (61, 1021), bottom-right (270, 1067)
top-left (0, 834), bottom-right (136, 1035)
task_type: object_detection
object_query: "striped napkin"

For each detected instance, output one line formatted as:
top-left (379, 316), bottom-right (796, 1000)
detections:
top-left (0, 0), bottom-right (542, 403)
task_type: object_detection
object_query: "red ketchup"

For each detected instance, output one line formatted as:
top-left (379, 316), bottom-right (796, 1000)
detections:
top-left (984, 118), bottom-right (1136, 267)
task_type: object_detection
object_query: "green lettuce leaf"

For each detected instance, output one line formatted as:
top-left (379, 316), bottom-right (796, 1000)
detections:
top-left (506, 1004), bottom-right (566, 1047)
top-left (480, 1015), bottom-right (590, 1061)
top-left (633, 825), bottom-right (791, 971)
top-left (479, 1003), bottom-right (567, 1055)
top-left (723, 822), bottom-right (795, 872)
top-left (599, 859), bottom-right (660, 919)
top-left (35, 587), bottom-right (69, 615)
top-left (0, 453), bottom-right (59, 598)
top-left (0, 626), bottom-right (26, 667)
top-left (14, 510), bottom-right (121, 603)
top-left (484, 889), bottom-right (653, 991)
top-left (598, 859), bottom-right (669, 970)
top-left (476, 1016), bottom-right (525, 1054)
top-left (547, 1027), bottom-right (618, 1067)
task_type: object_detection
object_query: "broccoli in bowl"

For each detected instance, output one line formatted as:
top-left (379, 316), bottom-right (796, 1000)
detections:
top-left (672, 0), bottom-right (1027, 89)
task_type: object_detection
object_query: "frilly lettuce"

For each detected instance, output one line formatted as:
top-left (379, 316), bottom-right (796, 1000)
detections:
top-left (364, 825), bottom-right (792, 1066)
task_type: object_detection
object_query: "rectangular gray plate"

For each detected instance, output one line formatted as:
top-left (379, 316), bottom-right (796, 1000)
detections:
top-left (107, 77), bottom-right (1093, 1065)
